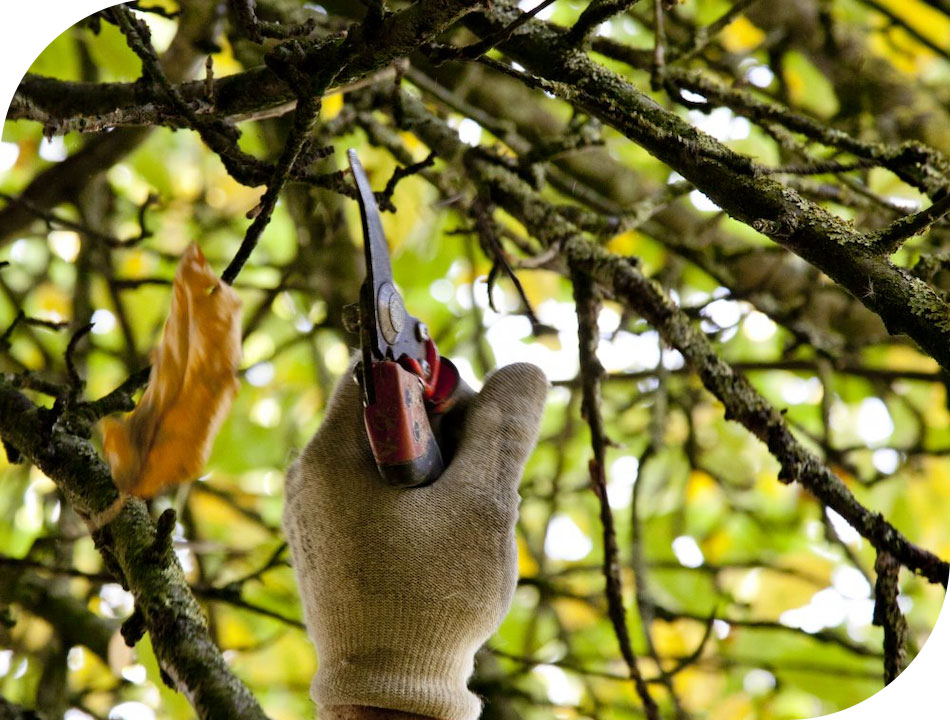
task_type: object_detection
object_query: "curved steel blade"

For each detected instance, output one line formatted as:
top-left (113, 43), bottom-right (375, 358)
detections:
top-left (348, 150), bottom-right (429, 403)
top-left (348, 149), bottom-right (394, 324)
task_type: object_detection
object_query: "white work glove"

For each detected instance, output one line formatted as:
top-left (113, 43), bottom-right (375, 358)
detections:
top-left (283, 359), bottom-right (547, 720)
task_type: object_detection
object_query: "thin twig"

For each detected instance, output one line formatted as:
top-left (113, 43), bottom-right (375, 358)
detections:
top-left (471, 196), bottom-right (542, 328)
top-left (230, 542), bottom-right (289, 586)
top-left (630, 368), bottom-right (691, 719)
top-left (673, 0), bottom-right (762, 63)
top-left (571, 264), bottom-right (661, 720)
top-left (564, 0), bottom-right (642, 47)
top-left (764, 158), bottom-right (880, 176)
top-left (204, 56), bottom-right (214, 101)
top-left (83, 366), bottom-right (151, 420)
top-left (192, 583), bottom-right (304, 629)
top-left (0, 310), bottom-right (69, 349)
top-left (377, 151), bottom-right (437, 212)
top-left (64, 323), bottom-right (94, 390)
top-left (434, 0), bottom-right (558, 62)
top-left (0, 192), bottom-right (154, 248)
top-left (229, 0), bottom-right (316, 43)
top-left (869, 192), bottom-right (950, 255)
top-left (221, 94), bottom-right (321, 284)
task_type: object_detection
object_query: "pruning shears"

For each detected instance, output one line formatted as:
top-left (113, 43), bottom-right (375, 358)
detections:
top-left (346, 149), bottom-right (475, 488)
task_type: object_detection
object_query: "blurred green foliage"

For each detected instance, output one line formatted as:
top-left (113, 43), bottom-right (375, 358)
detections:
top-left (3, 0), bottom-right (950, 719)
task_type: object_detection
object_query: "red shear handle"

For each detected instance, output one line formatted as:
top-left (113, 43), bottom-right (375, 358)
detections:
top-left (364, 360), bottom-right (444, 488)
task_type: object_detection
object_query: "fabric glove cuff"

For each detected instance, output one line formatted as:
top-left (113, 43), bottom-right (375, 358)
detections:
top-left (312, 602), bottom-right (485, 720)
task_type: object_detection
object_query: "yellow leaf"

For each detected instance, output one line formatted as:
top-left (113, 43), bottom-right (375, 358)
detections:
top-left (517, 269), bottom-right (560, 310)
top-left (868, 31), bottom-right (922, 75)
top-left (664, 408), bottom-right (689, 445)
top-left (908, 457), bottom-right (950, 555)
top-left (673, 666), bottom-right (725, 713)
top-left (322, 92), bottom-right (344, 120)
top-left (217, 605), bottom-right (258, 648)
top-left (607, 230), bottom-right (642, 255)
top-left (103, 244), bottom-right (242, 497)
top-left (553, 597), bottom-right (601, 632)
top-left (868, 0), bottom-right (950, 73)
top-left (701, 528), bottom-right (732, 562)
top-left (754, 468), bottom-right (795, 501)
top-left (400, 131), bottom-right (423, 155)
top-left (686, 470), bottom-right (718, 503)
top-left (32, 282), bottom-right (71, 322)
top-left (710, 694), bottom-right (754, 720)
top-left (721, 17), bottom-right (765, 53)
top-left (518, 535), bottom-right (539, 577)
top-left (651, 618), bottom-right (705, 657)
top-left (785, 67), bottom-right (805, 105)
top-left (117, 248), bottom-right (156, 279)
top-left (210, 35), bottom-right (244, 76)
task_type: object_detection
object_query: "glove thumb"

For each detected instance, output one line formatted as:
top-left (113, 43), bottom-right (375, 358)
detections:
top-left (448, 362), bottom-right (547, 493)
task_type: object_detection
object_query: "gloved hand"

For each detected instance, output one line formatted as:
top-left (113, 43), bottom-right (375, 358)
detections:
top-left (283, 359), bottom-right (547, 720)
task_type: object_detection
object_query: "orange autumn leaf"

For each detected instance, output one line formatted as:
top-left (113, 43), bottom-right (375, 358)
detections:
top-left (103, 244), bottom-right (242, 498)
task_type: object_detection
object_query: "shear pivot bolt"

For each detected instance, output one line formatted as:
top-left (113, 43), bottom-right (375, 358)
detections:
top-left (415, 322), bottom-right (430, 341)
top-left (377, 283), bottom-right (405, 344)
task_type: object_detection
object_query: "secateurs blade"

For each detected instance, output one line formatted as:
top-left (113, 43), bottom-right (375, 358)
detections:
top-left (347, 149), bottom-right (474, 488)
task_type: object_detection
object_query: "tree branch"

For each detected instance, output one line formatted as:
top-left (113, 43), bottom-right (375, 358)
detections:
top-left (873, 550), bottom-right (908, 684)
top-left (571, 266), bottom-right (660, 720)
top-left (869, 192), bottom-right (950, 255)
top-left (221, 93), bottom-right (322, 284)
top-left (461, 3), bottom-right (950, 375)
top-left (0, 377), bottom-right (271, 720)
top-left (391, 87), bottom-right (949, 586)
top-left (0, 0), bottom-right (222, 246)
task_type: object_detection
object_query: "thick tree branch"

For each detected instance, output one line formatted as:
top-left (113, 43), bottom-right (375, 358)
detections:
top-left (391, 88), bottom-right (949, 586)
top-left (0, 0), bottom-right (222, 246)
top-left (0, 377), bottom-right (270, 720)
top-left (462, 3), bottom-right (950, 374)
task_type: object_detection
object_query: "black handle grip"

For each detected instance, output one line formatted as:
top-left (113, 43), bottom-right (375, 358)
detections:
top-left (426, 358), bottom-right (477, 468)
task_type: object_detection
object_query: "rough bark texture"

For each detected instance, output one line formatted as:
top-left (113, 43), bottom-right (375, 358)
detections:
top-left (464, 4), bottom-right (950, 373)
top-left (372, 87), bottom-right (949, 586)
top-left (4, 0), bottom-right (949, 714)
top-left (0, 379), bottom-right (268, 719)
top-left (0, 2), bottom-right (483, 717)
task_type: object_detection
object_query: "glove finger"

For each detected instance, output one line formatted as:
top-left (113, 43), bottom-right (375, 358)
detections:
top-left (447, 362), bottom-right (547, 496)
top-left (317, 352), bottom-right (366, 437)
top-left (291, 353), bottom-right (375, 490)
